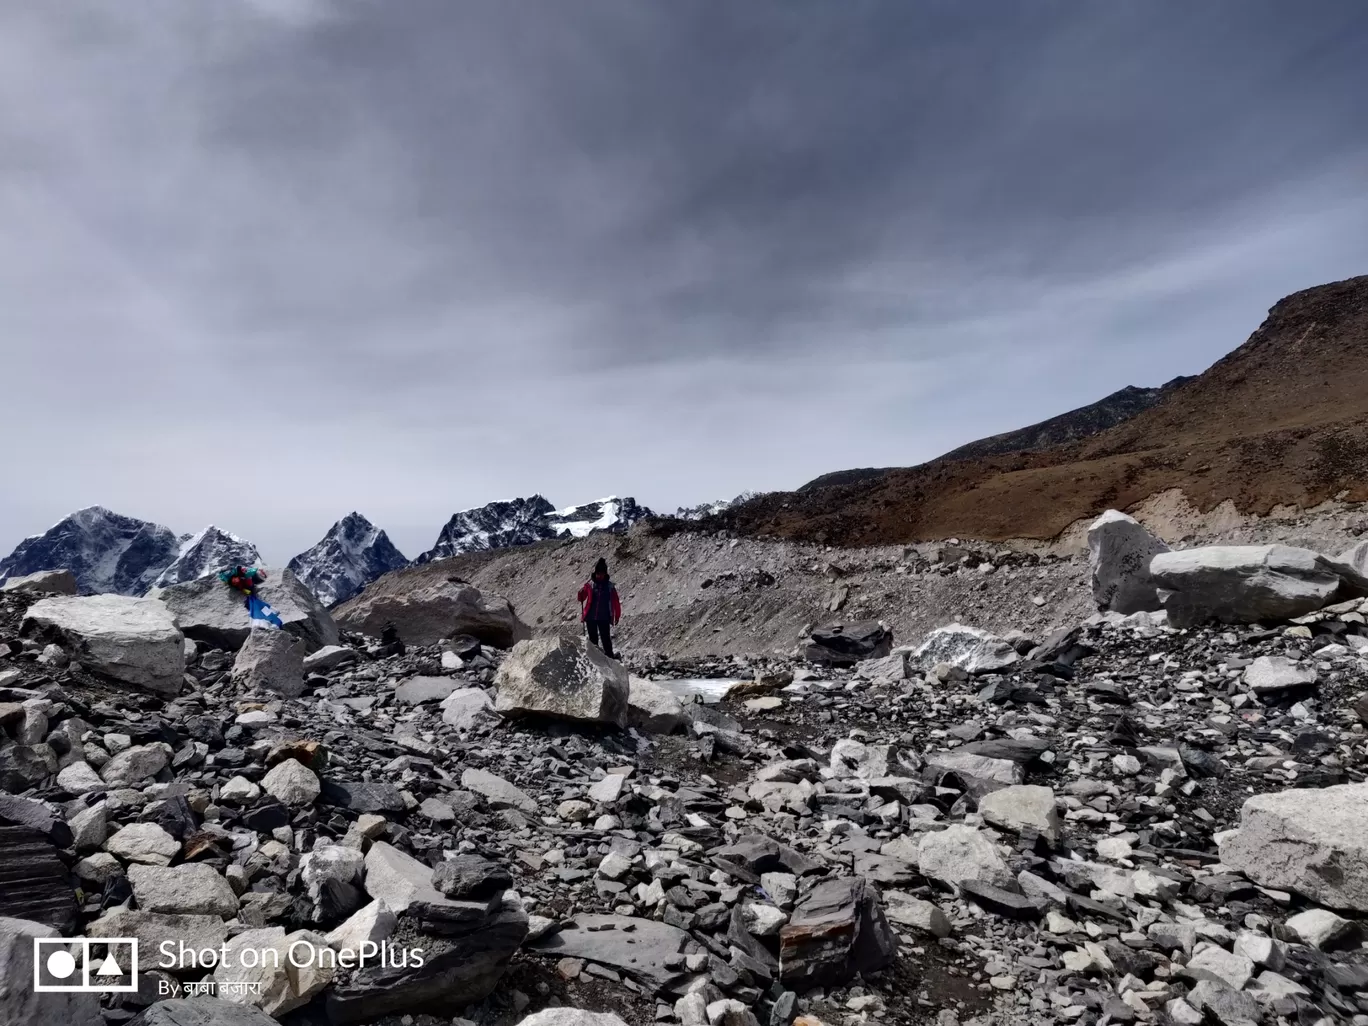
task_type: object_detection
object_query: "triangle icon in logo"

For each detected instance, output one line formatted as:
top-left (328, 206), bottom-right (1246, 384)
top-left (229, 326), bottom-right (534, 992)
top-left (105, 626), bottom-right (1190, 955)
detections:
top-left (95, 953), bottom-right (123, 977)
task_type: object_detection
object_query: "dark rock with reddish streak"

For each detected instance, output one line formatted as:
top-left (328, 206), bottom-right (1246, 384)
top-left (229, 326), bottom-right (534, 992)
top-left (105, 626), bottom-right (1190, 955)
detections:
top-left (778, 877), bottom-right (896, 989)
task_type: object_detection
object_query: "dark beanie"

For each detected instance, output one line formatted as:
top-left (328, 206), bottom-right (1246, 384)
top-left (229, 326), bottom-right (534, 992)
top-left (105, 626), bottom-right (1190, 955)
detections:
top-left (594, 558), bottom-right (608, 576)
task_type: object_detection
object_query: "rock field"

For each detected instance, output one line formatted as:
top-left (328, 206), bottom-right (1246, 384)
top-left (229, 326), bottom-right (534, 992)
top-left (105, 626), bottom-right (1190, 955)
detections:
top-left (2, 511), bottom-right (1368, 1026)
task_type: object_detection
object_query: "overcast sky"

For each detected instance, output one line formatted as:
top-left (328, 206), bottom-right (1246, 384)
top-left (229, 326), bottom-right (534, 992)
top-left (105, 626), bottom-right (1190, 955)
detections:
top-left (3, 0), bottom-right (1367, 563)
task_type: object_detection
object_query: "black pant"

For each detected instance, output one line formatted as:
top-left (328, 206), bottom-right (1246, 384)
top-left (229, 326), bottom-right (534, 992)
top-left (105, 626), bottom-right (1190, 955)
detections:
top-left (586, 620), bottom-right (615, 659)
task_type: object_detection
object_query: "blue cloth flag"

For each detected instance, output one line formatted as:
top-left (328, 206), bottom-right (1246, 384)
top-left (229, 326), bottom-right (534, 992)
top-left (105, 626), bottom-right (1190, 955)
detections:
top-left (247, 595), bottom-right (285, 628)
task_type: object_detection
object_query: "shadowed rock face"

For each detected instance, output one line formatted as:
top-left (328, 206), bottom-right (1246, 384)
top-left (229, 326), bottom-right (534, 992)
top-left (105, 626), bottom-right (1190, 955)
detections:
top-left (334, 573), bottom-right (529, 648)
top-left (778, 877), bottom-right (896, 989)
top-left (324, 899), bottom-right (528, 1025)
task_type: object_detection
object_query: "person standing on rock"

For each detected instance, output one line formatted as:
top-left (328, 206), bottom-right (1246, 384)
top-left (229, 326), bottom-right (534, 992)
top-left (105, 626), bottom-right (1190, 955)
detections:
top-left (578, 557), bottom-right (621, 659)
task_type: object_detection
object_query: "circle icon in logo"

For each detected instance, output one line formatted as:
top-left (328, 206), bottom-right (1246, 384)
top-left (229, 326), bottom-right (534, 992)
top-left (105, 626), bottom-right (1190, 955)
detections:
top-left (46, 949), bottom-right (78, 980)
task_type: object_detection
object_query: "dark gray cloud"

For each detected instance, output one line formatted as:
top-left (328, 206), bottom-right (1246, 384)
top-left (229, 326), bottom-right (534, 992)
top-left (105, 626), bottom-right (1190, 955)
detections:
top-left (3, 0), bottom-right (1367, 561)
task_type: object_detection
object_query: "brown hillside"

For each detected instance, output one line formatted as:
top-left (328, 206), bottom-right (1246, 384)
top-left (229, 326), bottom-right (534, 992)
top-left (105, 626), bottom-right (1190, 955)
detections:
top-left (711, 274), bottom-right (1368, 546)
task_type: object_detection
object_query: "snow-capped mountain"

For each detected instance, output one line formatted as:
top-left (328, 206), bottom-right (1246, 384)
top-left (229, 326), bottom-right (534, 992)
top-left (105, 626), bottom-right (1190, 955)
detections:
top-left (0, 506), bottom-right (184, 595)
top-left (287, 512), bottom-right (408, 606)
top-left (416, 496), bottom-right (557, 564)
top-left (416, 495), bottom-right (652, 564)
top-left (544, 497), bottom-right (653, 538)
top-left (673, 499), bottom-right (734, 520)
top-left (152, 526), bottom-right (263, 589)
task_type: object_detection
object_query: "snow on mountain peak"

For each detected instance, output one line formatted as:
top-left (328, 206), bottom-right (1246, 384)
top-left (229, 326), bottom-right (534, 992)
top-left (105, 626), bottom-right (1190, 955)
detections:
top-left (287, 512), bottom-right (408, 607)
top-left (0, 507), bottom-right (184, 595)
top-left (152, 525), bottom-right (262, 589)
top-left (417, 494), bottom-right (653, 563)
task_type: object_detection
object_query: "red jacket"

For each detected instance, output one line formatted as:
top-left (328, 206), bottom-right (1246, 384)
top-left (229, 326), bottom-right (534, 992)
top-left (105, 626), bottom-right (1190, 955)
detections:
top-left (578, 576), bottom-right (621, 624)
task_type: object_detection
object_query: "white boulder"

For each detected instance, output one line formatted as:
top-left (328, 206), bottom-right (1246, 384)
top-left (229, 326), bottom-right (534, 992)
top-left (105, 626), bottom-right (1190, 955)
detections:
top-left (917, 825), bottom-right (1013, 891)
top-left (978, 785), bottom-right (1063, 846)
top-left (439, 688), bottom-right (500, 732)
top-left (22, 594), bottom-right (185, 695)
top-left (261, 758), bottom-right (321, 806)
top-left (627, 677), bottom-right (690, 733)
top-left (1218, 782), bottom-right (1368, 911)
top-left (911, 625), bottom-right (1019, 676)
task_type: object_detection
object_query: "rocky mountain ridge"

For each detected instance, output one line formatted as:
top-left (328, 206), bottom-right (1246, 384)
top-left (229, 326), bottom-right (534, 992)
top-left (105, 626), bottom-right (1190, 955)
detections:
top-left (416, 495), bottom-right (653, 564)
top-left (717, 274), bottom-right (1368, 546)
top-left (287, 513), bottom-right (409, 608)
top-left (152, 526), bottom-right (262, 590)
top-left (797, 378), bottom-right (1193, 494)
top-left (0, 507), bottom-right (185, 596)
top-left (1, 494), bottom-right (654, 606)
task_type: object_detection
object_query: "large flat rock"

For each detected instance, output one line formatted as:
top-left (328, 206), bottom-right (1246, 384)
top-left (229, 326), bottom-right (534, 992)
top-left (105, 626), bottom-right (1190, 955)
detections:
top-left (527, 914), bottom-right (693, 994)
top-left (1150, 544), bottom-right (1350, 627)
top-left (334, 573), bottom-right (530, 648)
top-left (22, 594), bottom-right (185, 695)
top-left (1218, 782), bottom-right (1368, 911)
top-left (154, 568), bottom-right (338, 653)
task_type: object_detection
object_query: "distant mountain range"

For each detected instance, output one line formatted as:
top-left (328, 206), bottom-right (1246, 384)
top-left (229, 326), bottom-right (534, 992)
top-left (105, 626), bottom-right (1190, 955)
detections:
top-left (416, 495), bottom-right (652, 563)
top-left (0, 494), bottom-right (656, 604)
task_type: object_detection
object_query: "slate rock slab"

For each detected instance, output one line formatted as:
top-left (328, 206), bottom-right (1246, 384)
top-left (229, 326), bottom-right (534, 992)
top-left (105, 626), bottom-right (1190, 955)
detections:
top-left (778, 877), bottom-right (896, 989)
top-left (527, 914), bottom-right (693, 995)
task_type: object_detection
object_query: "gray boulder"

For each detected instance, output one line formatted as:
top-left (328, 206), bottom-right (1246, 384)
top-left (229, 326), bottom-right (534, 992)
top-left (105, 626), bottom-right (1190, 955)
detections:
top-left (1150, 544), bottom-right (1349, 627)
top-left (803, 621), bottom-right (892, 667)
top-left (22, 595), bottom-right (185, 696)
top-left (778, 877), bottom-right (896, 989)
top-left (1335, 539), bottom-right (1368, 581)
top-left (334, 575), bottom-right (531, 648)
top-left (1087, 510), bottom-right (1168, 613)
top-left (154, 569), bottom-right (338, 653)
top-left (0, 916), bottom-right (103, 1026)
top-left (627, 677), bottom-right (690, 733)
top-left (911, 624), bottom-right (1019, 675)
top-left (232, 629), bottom-right (306, 698)
top-left (325, 894), bottom-right (527, 1024)
top-left (1218, 782), bottom-right (1368, 911)
top-left (917, 825), bottom-right (1014, 892)
top-left (494, 636), bottom-right (629, 727)
top-left (1, 569), bottom-right (78, 596)
top-left (127, 863), bottom-right (240, 917)
top-left (88, 910), bottom-right (229, 972)
top-left (439, 688), bottom-right (500, 732)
